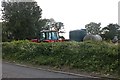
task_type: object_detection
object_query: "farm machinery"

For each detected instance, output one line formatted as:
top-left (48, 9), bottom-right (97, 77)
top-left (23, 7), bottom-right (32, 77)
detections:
top-left (31, 30), bottom-right (67, 43)
top-left (31, 18), bottom-right (69, 43)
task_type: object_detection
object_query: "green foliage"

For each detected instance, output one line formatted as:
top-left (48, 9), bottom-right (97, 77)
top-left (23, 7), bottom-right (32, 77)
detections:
top-left (0, 22), bottom-right (2, 42)
top-left (2, 1), bottom-right (42, 41)
top-left (101, 24), bottom-right (120, 40)
top-left (43, 18), bottom-right (64, 32)
top-left (85, 22), bottom-right (101, 35)
top-left (2, 40), bottom-right (119, 76)
top-left (54, 22), bottom-right (64, 31)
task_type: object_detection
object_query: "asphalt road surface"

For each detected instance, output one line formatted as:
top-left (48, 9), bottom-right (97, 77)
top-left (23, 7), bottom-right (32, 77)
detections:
top-left (2, 62), bottom-right (100, 79)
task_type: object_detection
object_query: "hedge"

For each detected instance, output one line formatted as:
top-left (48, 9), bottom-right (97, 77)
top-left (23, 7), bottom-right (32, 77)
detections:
top-left (2, 40), bottom-right (119, 76)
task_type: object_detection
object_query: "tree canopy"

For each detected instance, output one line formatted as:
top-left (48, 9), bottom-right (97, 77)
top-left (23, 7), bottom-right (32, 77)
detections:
top-left (2, 1), bottom-right (42, 41)
top-left (43, 18), bottom-right (64, 32)
top-left (85, 22), bottom-right (101, 35)
top-left (101, 23), bottom-right (120, 40)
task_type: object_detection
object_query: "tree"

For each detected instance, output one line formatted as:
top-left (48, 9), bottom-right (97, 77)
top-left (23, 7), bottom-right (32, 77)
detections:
top-left (2, 1), bottom-right (42, 41)
top-left (35, 19), bottom-right (48, 38)
top-left (0, 22), bottom-right (2, 42)
top-left (43, 18), bottom-right (64, 32)
top-left (55, 22), bottom-right (64, 31)
top-left (101, 23), bottom-right (120, 40)
top-left (42, 18), bottom-right (53, 30)
top-left (85, 22), bottom-right (101, 35)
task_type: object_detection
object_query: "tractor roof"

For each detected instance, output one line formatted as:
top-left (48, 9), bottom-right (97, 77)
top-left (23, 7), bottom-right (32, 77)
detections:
top-left (40, 30), bottom-right (58, 32)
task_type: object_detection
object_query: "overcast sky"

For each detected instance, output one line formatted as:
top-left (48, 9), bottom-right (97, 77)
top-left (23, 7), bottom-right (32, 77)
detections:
top-left (0, 0), bottom-right (119, 38)
top-left (35, 0), bottom-right (119, 38)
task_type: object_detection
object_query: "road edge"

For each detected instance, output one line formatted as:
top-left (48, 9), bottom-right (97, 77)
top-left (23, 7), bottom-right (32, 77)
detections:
top-left (3, 61), bottom-right (119, 80)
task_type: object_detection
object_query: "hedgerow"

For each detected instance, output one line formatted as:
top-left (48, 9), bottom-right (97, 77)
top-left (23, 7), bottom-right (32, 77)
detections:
top-left (2, 40), bottom-right (119, 76)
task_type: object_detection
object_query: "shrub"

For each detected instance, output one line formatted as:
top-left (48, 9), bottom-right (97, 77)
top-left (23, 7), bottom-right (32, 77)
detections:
top-left (2, 40), bottom-right (119, 76)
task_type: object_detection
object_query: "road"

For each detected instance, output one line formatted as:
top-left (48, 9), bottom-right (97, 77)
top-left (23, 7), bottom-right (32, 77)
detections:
top-left (2, 62), bottom-right (100, 79)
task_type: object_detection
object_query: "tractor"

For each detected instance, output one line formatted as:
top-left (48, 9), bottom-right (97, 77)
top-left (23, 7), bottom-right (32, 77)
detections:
top-left (31, 30), bottom-right (66, 43)
top-left (31, 18), bottom-right (69, 43)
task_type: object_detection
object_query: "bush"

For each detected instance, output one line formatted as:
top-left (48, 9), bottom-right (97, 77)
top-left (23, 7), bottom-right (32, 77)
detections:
top-left (2, 40), bottom-right (119, 76)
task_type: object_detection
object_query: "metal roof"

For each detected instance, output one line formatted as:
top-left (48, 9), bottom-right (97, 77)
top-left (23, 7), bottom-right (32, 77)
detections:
top-left (40, 30), bottom-right (58, 32)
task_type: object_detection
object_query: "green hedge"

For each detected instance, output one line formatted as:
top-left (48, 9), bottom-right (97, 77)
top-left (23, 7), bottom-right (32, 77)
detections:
top-left (2, 40), bottom-right (119, 76)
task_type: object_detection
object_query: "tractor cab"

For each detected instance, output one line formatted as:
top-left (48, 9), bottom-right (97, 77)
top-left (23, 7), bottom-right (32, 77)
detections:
top-left (40, 30), bottom-right (63, 42)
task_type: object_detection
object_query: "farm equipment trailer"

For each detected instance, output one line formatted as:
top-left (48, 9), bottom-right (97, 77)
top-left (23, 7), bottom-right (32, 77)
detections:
top-left (31, 30), bottom-right (68, 43)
